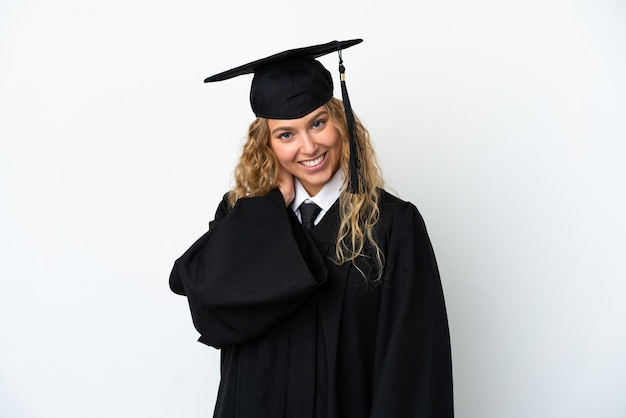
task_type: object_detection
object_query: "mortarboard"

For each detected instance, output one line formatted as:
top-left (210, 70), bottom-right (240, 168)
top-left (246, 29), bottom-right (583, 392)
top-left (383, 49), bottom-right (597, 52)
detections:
top-left (204, 39), bottom-right (365, 194)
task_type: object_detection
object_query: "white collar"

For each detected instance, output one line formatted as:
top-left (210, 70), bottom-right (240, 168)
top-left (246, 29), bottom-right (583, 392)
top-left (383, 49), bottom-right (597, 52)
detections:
top-left (290, 168), bottom-right (344, 213)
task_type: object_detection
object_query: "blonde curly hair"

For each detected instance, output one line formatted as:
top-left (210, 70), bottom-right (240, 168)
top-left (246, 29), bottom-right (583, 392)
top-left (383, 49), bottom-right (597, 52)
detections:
top-left (228, 97), bottom-right (385, 281)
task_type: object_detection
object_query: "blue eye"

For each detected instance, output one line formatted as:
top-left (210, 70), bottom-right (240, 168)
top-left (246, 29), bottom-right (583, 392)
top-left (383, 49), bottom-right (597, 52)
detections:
top-left (312, 119), bottom-right (325, 128)
top-left (279, 132), bottom-right (292, 140)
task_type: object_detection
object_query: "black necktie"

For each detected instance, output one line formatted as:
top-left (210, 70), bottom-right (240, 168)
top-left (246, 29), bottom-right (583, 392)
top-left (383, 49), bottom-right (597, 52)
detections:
top-left (300, 202), bottom-right (322, 230)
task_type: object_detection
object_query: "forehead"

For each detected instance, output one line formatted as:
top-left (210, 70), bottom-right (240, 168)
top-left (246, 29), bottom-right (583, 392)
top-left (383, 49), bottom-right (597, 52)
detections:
top-left (266, 106), bottom-right (328, 128)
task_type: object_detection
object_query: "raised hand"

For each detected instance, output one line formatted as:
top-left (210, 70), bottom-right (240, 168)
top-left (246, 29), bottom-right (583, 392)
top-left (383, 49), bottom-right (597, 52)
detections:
top-left (277, 166), bottom-right (295, 206)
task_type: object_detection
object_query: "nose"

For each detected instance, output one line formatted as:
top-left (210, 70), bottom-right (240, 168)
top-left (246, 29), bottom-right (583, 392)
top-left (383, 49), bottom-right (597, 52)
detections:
top-left (300, 133), bottom-right (318, 155)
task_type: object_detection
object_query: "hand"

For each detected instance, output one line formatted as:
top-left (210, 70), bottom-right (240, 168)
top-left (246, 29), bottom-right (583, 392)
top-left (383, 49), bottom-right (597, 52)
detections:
top-left (277, 167), bottom-right (295, 206)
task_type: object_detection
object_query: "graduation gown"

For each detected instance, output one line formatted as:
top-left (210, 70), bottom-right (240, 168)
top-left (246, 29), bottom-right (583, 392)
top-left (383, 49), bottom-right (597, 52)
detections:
top-left (170, 188), bottom-right (453, 417)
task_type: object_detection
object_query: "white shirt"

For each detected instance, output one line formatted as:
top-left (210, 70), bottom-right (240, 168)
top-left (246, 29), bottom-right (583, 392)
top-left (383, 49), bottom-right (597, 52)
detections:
top-left (290, 169), bottom-right (345, 226)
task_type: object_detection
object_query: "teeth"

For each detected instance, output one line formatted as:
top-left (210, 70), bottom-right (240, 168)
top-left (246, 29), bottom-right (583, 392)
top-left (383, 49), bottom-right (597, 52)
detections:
top-left (301, 154), bottom-right (325, 167)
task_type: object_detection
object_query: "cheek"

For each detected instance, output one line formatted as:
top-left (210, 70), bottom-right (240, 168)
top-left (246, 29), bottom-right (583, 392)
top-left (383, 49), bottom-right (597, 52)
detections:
top-left (327, 131), bottom-right (343, 156)
top-left (270, 141), bottom-right (293, 165)
top-left (325, 126), bottom-right (341, 149)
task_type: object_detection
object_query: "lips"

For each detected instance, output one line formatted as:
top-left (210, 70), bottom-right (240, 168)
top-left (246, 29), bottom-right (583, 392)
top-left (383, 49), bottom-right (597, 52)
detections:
top-left (300, 152), bottom-right (326, 168)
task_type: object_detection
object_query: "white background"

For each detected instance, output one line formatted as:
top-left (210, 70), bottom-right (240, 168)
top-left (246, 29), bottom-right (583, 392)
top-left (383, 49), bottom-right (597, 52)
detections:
top-left (1, 0), bottom-right (625, 417)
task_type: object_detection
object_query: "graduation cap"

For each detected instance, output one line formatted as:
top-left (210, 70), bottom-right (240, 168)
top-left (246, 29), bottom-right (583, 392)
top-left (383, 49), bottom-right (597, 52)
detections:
top-left (204, 39), bottom-right (366, 194)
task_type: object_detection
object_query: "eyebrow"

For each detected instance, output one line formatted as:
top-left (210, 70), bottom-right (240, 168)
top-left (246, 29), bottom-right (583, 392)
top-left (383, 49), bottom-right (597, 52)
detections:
top-left (270, 110), bottom-right (329, 136)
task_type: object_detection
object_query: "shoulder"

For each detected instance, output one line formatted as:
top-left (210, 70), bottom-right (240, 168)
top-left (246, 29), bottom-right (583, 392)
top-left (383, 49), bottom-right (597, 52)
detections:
top-left (377, 188), bottom-right (428, 237)
top-left (379, 188), bottom-right (409, 206)
top-left (378, 188), bottom-right (420, 218)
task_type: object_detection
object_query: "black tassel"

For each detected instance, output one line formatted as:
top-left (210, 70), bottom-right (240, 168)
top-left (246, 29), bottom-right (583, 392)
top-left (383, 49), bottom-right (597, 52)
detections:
top-left (337, 45), bottom-right (364, 194)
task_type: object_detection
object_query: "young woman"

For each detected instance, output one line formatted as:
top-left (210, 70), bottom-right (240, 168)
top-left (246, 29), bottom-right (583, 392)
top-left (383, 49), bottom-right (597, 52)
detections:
top-left (170, 39), bottom-right (453, 417)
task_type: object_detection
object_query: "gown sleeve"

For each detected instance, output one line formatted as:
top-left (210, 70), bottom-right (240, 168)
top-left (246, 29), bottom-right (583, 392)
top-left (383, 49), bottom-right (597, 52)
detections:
top-left (370, 199), bottom-right (454, 417)
top-left (169, 189), bottom-right (328, 348)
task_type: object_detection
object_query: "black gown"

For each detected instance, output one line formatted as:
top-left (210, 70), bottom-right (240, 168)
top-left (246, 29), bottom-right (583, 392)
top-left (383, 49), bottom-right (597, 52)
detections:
top-left (170, 188), bottom-right (453, 417)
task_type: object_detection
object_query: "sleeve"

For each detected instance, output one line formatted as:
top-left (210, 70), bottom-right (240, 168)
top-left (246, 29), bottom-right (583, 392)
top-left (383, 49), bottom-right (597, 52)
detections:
top-left (370, 201), bottom-right (454, 417)
top-left (169, 189), bottom-right (328, 348)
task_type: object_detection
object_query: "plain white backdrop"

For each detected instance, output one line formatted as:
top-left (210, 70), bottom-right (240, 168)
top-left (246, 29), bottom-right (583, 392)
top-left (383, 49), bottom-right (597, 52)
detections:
top-left (1, 0), bottom-right (625, 417)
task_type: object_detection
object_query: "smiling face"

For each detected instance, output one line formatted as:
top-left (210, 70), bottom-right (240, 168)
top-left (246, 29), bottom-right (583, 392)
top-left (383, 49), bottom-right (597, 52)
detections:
top-left (268, 106), bottom-right (342, 196)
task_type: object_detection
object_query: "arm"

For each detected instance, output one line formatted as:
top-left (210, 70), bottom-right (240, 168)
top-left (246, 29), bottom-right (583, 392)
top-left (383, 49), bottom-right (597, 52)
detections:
top-left (169, 189), bottom-right (328, 348)
top-left (370, 200), bottom-right (454, 417)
